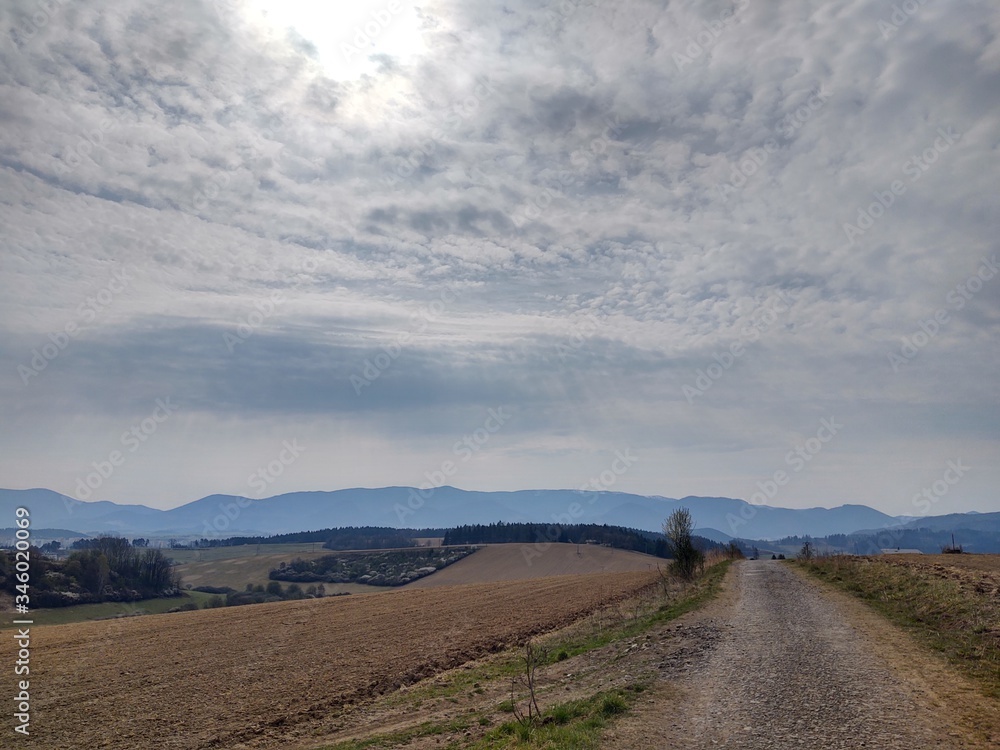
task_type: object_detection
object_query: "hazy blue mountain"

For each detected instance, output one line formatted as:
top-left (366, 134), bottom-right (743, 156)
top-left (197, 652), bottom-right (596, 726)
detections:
top-left (0, 486), bottom-right (906, 540)
top-left (693, 528), bottom-right (735, 544)
top-left (884, 511), bottom-right (1000, 534)
top-left (0, 488), bottom-right (163, 531)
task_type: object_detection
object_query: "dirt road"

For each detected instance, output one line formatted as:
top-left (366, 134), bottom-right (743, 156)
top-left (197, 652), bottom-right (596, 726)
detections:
top-left (607, 560), bottom-right (989, 749)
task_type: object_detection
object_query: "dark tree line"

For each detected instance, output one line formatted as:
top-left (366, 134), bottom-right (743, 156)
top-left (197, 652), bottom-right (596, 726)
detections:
top-left (269, 548), bottom-right (476, 586)
top-left (182, 526), bottom-right (448, 550)
top-left (441, 521), bottom-right (724, 558)
top-left (1, 536), bottom-right (179, 608)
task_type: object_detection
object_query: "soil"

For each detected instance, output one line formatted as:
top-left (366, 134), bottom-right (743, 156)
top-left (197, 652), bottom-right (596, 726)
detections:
top-left (1, 570), bottom-right (656, 749)
top-left (405, 542), bottom-right (662, 588)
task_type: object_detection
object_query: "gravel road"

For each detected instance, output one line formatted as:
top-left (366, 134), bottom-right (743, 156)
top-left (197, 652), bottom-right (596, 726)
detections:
top-left (608, 559), bottom-right (967, 749)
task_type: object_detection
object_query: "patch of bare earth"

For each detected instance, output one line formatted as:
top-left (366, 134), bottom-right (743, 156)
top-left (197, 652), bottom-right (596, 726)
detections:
top-left (405, 542), bottom-right (662, 588)
top-left (0, 571), bottom-right (655, 750)
top-left (603, 560), bottom-right (999, 750)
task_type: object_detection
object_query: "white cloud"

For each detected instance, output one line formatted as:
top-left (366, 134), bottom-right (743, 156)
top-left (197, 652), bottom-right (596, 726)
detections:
top-left (1, 0), bottom-right (997, 513)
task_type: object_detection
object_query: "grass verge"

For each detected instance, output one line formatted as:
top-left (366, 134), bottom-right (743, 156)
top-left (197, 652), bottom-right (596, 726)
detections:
top-left (535, 558), bottom-right (731, 665)
top-left (0, 591), bottom-right (212, 628)
top-left (467, 685), bottom-right (645, 749)
top-left (323, 560), bottom-right (733, 749)
top-left (796, 556), bottom-right (1000, 698)
top-left (380, 559), bottom-right (732, 707)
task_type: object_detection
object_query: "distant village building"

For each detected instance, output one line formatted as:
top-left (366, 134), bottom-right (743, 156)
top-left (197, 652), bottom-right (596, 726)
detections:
top-left (880, 548), bottom-right (923, 554)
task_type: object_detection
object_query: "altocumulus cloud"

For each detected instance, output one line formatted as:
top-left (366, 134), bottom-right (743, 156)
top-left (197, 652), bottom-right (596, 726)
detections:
top-left (0, 0), bottom-right (998, 513)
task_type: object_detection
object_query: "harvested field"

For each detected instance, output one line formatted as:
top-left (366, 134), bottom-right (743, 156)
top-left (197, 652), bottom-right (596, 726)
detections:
top-left (877, 552), bottom-right (1000, 576)
top-left (867, 554), bottom-right (1000, 607)
top-left (406, 542), bottom-right (660, 587)
top-left (5, 570), bottom-right (656, 749)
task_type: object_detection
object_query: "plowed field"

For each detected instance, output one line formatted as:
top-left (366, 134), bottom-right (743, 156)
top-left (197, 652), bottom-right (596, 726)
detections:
top-left (875, 553), bottom-right (1000, 596)
top-left (878, 552), bottom-right (1000, 573)
top-left (4, 570), bottom-right (656, 750)
top-left (406, 542), bottom-right (660, 587)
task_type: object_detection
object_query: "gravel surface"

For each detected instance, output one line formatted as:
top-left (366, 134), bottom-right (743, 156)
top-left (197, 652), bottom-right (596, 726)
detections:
top-left (609, 559), bottom-right (965, 749)
top-left (687, 559), bottom-right (952, 748)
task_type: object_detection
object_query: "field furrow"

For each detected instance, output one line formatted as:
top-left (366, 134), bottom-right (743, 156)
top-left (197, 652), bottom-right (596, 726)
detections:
top-left (2, 570), bottom-right (656, 750)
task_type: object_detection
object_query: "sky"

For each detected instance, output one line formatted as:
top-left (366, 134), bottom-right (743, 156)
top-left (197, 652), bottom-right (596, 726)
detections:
top-left (0, 0), bottom-right (998, 515)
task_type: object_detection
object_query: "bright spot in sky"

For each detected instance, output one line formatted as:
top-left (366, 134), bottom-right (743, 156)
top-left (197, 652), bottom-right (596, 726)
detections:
top-left (247, 0), bottom-right (427, 80)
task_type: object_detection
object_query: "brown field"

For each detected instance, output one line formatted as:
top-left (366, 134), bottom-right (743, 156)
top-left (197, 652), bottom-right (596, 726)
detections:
top-left (406, 542), bottom-right (661, 588)
top-left (5, 570), bottom-right (657, 749)
top-left (875, 553), bottom-right (1000, 595)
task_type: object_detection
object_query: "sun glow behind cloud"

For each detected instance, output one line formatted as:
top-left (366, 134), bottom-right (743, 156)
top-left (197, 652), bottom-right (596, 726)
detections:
top-left (245, 0), bottom-right (428, 79)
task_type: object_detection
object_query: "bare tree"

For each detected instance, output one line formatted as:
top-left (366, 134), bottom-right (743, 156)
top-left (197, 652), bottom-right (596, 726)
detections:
top-left (511, 640), bottom-right (546, 729)
top-left (663, 507), bottom-right (704, 581)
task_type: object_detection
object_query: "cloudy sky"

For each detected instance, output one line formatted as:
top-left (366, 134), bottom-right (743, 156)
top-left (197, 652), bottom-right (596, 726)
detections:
top-left (1, 0), bottom-right (997, 515)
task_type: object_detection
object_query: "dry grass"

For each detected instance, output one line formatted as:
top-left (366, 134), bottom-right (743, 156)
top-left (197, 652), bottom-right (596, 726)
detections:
top-left (799, 554), bottom-right (1000, 697)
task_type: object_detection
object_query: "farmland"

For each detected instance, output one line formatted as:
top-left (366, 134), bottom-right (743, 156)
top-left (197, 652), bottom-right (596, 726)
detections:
top-left (170, 543), bottom-right (381, 593)
top-left (406, 542), bottom-right (661, 587)
top-left (5, 569), bottom-right (658, 749)
top-left (171, 542), bottom-right (661, 593)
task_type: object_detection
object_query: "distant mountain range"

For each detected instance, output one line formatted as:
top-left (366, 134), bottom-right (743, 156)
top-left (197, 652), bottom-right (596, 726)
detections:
top-left (0, 486), bottom-right (944, 541)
